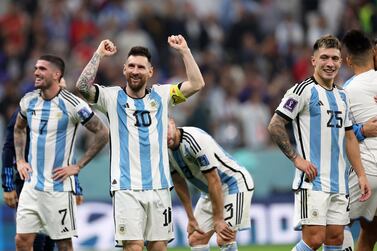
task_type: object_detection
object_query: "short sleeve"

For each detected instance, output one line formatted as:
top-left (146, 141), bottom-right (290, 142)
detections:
top-left (92, 84), bottom-right (108, 113)
top-left (185, 132), bottom-right (218, 172)
top-left (275, 84), bottom-right (309, 121)
top-left (19, 96), bottom-right (28, 119)
top-left (73, 97), bottom-right (94, 125)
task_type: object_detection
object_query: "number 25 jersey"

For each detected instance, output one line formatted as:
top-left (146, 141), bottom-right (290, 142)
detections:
top-left (275, 76), bottom-right (352, 194)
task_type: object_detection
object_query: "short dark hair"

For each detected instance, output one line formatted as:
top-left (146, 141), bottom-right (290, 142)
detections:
top-left (39, 55), bottom-right (65, 78)
top-left (313, 34), bottom-right (341, 52)
top-left (342, 30), bottom-right (373, 66)
top-left (128, 46), bottom-right (152, 63)
top-left (342, 29), bottom-right (372, 55)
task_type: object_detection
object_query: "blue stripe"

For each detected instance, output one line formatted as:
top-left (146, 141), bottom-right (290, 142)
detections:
top-left (218, 169), bottom-right (239, 194)
top-left (309, 87), bottom-right (322, 190)
top-left (134, 99), bottom-right (152, 189)
top-left (339, 92), bottom-right (349, 193)
top-left (150, 90), bottom-right (169, 188)
top-left (326, 91), bottom-right (340, 193)
top-left (53, 99), bottom-right (69, 191)
top-left (26, 97), bottom-right (38, 180)
top-left (117, 91), bottom-right (131, 189)
top-left (35, 100), bottom-right (52, 190)
top-left (172, 150), bottom-right (208, 192)
top-left (323, 245), bottom-right (342, 251)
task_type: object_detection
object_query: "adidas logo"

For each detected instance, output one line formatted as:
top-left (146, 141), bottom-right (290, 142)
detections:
top-left (317, 100), bottom-right (324, 106)
top-left (61, 227), bottom-right (69, 233)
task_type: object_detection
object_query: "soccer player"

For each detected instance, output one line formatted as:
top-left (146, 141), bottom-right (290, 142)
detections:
top-left (341, 29), bottom-right (377, 251)
top-left (75, 35), bottom-right (205, 251)
top-left (2, 107), bottom-right (84, 250)
top-left (167, 118), bottom-right (254, 251)
top-left (267, 34), bottom-right (371, 251)
top-left (14, 55), bottom-right (109, 251)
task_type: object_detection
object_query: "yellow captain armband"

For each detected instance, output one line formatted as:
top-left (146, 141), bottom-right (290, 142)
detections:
top-left (170, 84), bottom-right (187, 105)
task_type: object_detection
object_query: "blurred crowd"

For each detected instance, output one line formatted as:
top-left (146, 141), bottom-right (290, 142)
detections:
top-left (0, 0), bottom-right (377, 152)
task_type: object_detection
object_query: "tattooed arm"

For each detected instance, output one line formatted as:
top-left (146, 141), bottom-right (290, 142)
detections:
top-left (53, 114), bottom-right (109, 181)
top-left (268, 113), bottom-right (317, 181)
top-left (14, 114), bottom-right (32, 181)
top-left (76, 39), bottom-right (117, 103)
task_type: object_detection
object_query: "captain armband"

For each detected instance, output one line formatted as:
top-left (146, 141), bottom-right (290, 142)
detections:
top-left (170, 84), bottom-right (187, 105)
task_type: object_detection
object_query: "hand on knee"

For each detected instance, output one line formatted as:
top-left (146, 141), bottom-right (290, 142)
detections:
top-left (188, 231), bottom-right (211, 247)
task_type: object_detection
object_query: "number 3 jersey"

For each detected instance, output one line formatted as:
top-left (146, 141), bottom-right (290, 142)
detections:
top-left (275, 76), bottom-right (352, 194)
top-left (19, 89), bottom-right (94, 192)
top-left (169, 127), bottom-right (254, 196)
top-left (94, 84), bottom-right (178, 191)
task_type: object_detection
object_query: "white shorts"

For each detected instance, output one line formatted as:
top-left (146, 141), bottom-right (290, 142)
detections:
top-left (195, 191), bottom-right (253, 233)
top-left (113, 189), bottom-right (174, 242)
top-left (293, 189), bottom-right (349, 230)
top-left (349, 171), bottom-right (377, 221)
top-left (16, 187), bottom-right (77, 240)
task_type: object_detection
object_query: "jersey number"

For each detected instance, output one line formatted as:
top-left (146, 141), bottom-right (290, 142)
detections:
top-left (59, 209), bottom-right (67, 225)
top-left (133, 111), bottom-right (151, 127)
top-left (326, 110), bottom-right (343, 128)
top-left (224, 203), bottom-right (234, 221)
top-left (163, 207), bottom-right (172, 227)
top-left (39, 119), bottom-right (48, 134)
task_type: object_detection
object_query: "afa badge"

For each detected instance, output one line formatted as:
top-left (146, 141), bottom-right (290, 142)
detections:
top-left (78, 107), bottom-right (92, 120)
top-left (197, 155), bottom-right (210, 167)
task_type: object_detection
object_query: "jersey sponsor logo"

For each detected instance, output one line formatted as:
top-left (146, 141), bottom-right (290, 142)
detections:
top-left (197, 155), bottom-right (209, 167)
top-left (78, 107), bottom-right (92, 120)
top-left (283, 98), bottom-right (298, 112)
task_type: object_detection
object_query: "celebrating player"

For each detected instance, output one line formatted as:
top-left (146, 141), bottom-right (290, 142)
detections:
top-left (14, 55), bottom-right (109, 251)
top-left (75, 35), bottom-right (205, 251)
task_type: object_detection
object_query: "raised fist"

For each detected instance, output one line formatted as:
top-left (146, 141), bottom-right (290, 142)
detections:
top-left (96, 39), bottom-right (117, 57)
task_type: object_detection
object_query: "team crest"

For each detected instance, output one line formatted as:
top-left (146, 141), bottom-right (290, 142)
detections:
top-left (150, 100), bottom-right (157, 108)
top-left (56, 111), bottom-right (62, 118)
top-left (119, 224), bottom-right (126, 234)
top-left (311, 209), bottom-right (318, 217)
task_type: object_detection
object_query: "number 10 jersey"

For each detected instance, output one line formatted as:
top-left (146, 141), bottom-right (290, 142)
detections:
top-left (94, 84), bottom-right (177, 191)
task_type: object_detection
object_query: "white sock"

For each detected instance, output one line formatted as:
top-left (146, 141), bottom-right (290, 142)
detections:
top-left (293, 239), bottom-right (313, 251)
top-left (342, 226), bottom-right (354, 251)
top-left (323, 244), bottom-right (342, 251)
top-left (220, 242), bottom-right (238, 251)
top-left (191, 244), bottom-right (210, 251)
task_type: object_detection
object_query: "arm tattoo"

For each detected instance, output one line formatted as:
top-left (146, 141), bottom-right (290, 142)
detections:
top-left (76, 52), bottom-right (102, 101)
top-left (14, 116), bottom-right (27, 162)
top-left (268, 114), bottom-right (297, 161)
top-left (76, 115), bottom-right (109, 169)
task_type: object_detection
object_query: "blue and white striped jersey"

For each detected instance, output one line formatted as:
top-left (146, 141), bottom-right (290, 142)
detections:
top-left (19, 89), bottom-right (94, 192)
top-left (94, 84), bottom-right (177, 191)
top-left (169, 127), bottom-right (254, 195)
top-left (276, 76), bottom-right (352, 194)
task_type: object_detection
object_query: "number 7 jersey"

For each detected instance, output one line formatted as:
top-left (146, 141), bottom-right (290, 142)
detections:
top-left (275, 76), bottom-right (352, 194)
top-left (94, 84), bottom-right (177, 191)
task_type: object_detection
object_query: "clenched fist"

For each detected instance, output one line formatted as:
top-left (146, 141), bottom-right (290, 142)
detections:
top-left (96, 39), bottom-right (117, 57)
